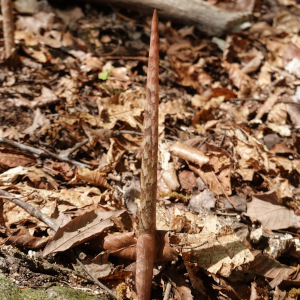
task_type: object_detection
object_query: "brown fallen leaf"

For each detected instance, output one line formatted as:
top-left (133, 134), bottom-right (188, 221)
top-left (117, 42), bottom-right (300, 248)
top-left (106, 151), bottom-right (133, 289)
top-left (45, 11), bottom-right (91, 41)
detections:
top-left (222, 60), bottom-right (254, 97)
top-left (5, 227), bottom-right (50, 249)
top-left (244, 250), bottom-right (296, 288)
top-left (43, 209), bottom-right (125, 256)
top-left (101, 231), bottom-right (178, 262)
top-left (83, 262), bottom-right (112, 279)
top-left (0, 148), bottom-right (35, 171)
top-left (75, 167), bottom-right (112, 190)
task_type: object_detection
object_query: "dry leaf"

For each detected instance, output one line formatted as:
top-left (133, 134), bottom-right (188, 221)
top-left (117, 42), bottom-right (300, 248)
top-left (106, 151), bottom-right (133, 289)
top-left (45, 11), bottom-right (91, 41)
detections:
top-left (179, 215), bottom-right (254, 277)
top-left (222, 60), bottom-right (254, 96)
top-left (43, 209), bottom-right (125, 256)
top-left (76, 167), bottom-right (112, 189)
top-left (246, 197), bottom-right (300, 230)
top-left (5, 228), bottom-right (50, 249)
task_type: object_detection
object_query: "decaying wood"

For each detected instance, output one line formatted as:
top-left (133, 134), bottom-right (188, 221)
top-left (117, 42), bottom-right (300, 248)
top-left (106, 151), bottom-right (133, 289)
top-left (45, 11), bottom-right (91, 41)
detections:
top-left (104, 0), bottom-right (254, 36)
top-left (136, 9), bottom-right (159, 300)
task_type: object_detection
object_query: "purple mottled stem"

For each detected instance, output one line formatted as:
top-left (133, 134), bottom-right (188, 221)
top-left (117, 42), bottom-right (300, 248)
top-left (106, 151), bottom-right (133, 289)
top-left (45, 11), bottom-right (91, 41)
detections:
top-left (136, 9), bottom-right (159, 300)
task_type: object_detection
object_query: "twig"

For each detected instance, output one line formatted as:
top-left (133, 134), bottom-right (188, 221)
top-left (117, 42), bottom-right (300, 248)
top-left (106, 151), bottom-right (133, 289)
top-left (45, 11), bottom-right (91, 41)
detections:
top-left (0, 190), bottom-right (59, 231)
top-left (75, 257), bottom-right (117, 299)
top-left (0, 137), bottom-right (90, 169)
top-left (0, 190), bottom-right (35, 199)
top-left (230, 97), bottom-right (300, 106)
top-left (163, 280), bottom-right (172, 300)
top-left (101, 55), bottom-right (148, 61)
top-left (59, 139), bottom-right (89, 159)
top-left (114, 130), bottom-right (143, 136)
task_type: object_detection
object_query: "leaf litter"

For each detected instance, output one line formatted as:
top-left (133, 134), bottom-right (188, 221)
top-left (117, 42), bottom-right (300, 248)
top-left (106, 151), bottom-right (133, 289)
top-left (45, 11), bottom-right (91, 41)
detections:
top-left (1, 0), bottom-right (300, 298)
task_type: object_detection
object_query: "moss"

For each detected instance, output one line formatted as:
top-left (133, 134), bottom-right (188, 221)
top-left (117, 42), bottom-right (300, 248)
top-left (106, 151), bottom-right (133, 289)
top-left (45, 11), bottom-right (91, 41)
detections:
top-left (21, 289), bottom-right (52, 300)
top-left (0, 274), bottom-right (23, 300)
top-left (22, 286), bottom-right (107, 300)
top-left (44, 286), bottom-right (106, 300)
top-left (288, 288), bottom-right (300, 299)
top-left (0, 274), bottom-right (107, 300)
top-left (116, 282), bottom-right (127, 300)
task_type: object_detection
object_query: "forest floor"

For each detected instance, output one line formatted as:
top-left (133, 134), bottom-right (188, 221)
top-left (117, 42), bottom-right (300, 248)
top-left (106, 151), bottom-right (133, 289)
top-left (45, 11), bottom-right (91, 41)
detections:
top-left (1, 0), bottom-right (300, 299)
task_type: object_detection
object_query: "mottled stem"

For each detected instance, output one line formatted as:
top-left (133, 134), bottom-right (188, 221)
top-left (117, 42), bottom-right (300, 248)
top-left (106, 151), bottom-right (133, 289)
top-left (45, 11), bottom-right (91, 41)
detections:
top-left (136, 10), bottom-right (159, 300)
top-left (1, 0), bottom-right (15, 58)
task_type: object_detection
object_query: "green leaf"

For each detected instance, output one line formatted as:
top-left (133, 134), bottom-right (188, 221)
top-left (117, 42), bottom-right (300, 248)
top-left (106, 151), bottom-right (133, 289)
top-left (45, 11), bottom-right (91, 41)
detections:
top-left (98, 66), bottom-right (114, 81)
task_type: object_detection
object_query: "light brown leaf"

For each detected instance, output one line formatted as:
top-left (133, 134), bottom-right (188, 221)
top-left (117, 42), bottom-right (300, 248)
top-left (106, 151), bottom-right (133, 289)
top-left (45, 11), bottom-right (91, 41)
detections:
top-left (76, 167), bottom-right (112, 189)
top-left (178, 215), bottom-right (254, 277)
top-left (273, 10), bottom-right (300, 34)
top-left (84, 263), bottom-right (112, 279)
top-left (246, 197), bottom-right (300, 230)
top-left (0, 166), bottom-right (58, 189)
top-left (222, 60), bottom-right (254, 96)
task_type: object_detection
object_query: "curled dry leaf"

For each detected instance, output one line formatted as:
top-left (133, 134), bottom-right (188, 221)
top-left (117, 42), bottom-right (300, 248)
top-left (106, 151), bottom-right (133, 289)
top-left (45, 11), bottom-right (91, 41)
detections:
top-left (170, 141), bottom-right (209, 167)
top-left (161, 167), bottom-right (180, 191)
top-left (273, 10), bottom-right (300, 34)
top-left (241, 51), bottom-right (264, 74)
top-left (222, 60), bottom-right (254, 96)
top-left (254, 94), bottom-right (278, 120)
top-left (75, 167), bottom-right (112, 189)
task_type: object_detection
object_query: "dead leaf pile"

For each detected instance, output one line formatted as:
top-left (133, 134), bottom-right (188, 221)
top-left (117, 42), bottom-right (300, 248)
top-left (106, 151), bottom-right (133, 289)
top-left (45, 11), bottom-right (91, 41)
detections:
top-left (1, 0), bottom-right (300, 298)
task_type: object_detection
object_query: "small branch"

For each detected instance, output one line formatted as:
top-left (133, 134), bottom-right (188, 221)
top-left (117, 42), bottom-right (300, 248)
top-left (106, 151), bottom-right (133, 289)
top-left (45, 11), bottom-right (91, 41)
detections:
top-left (0, 138), bottom-right (90, 169)
top-left (113, 130), bottom-right (143, 136)
top-left (230, 97), bottom-right (300, 106)
top-left (0, 190), bottom-right (59, 231)
top-left (59, 139), bottom-right (89, 160)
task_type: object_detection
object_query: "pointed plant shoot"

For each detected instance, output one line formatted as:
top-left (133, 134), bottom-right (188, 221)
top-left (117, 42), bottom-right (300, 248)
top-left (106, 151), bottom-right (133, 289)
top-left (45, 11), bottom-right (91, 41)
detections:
top-left (135, 10), bottom-right (159, 300)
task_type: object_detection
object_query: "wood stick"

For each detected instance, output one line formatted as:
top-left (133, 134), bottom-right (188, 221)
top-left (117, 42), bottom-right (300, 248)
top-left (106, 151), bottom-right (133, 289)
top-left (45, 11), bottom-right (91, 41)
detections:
top-left (135, 9), bottom-right (159, 300)
top-left (0, 137), bottom-right (90, 169)
top-left (105, 0), bottom-right (253, 36)
top-left (0, 190), bottom-right (59, 232)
